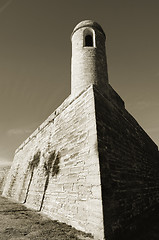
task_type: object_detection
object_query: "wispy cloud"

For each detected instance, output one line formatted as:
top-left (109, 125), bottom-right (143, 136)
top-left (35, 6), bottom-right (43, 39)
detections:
top-left (0, 0), bottom-right (13, 14)
top-left (0, 157), bottom-right (12, 167)
top-left (7, 128), bottom-right (32, 136)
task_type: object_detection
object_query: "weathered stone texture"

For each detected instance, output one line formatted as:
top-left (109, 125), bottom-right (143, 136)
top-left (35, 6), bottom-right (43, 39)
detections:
top-left (94, 86), bottom-right (159, 239)
top-left (2, 19), bottom-right (159, 240)
top-left (0, 166), bottom-right (10, 192)
top-left (71, 20), bottom-right (108, 98)
top-left (3, 86), bottom-right (104, 240)
top-left (2, 84), bottom-right (159, 240)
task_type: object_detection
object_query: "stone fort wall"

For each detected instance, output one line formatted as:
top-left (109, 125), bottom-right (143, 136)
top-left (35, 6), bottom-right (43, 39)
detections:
top-left (94, 86), bottom-right (159, 239)
top-left (2, 19), bottom-right (159, 239)
top-left (0, 166), bottom-right (10, 192)
top-left (3, 86), bottom-right (105, 240)
top-left (3, 83), bottom-right (159, 239)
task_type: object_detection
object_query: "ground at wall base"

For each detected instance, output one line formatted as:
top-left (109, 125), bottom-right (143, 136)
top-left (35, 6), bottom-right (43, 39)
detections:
top-left (2, 84), bottom-right (159, 240)
top-left (0, 192), bottom-right (94, 240)
top-left (1, 192), bottom-right (159, 240)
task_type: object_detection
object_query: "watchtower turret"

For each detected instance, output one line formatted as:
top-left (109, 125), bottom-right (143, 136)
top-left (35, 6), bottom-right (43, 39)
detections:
top-left (71, 20), bottom-right (108, 97)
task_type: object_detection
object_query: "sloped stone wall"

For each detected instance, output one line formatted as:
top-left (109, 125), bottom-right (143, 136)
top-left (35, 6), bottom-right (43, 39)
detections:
top-left (3, 83), bottom-right (159, 240)
top-left (94, 86), bottom-right (159, 239)
top-left (0, 165), bottom-right (10, 192)
top-left (3, 86), bottom-right (105, 240)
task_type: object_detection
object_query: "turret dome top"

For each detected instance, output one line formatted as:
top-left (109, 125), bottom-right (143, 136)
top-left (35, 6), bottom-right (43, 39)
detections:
top-left (72, 20), bottom-right (105, 38)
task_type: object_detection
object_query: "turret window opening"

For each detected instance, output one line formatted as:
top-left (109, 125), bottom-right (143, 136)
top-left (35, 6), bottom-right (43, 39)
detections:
top-left (83, 28), bottom-right (95, 47)
top-left (85, 35), bottom-right (93, 47)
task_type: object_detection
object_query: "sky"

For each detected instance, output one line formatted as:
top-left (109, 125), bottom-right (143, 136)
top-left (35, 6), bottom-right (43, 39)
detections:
top-left (0, 0), bottom-right (158, 166)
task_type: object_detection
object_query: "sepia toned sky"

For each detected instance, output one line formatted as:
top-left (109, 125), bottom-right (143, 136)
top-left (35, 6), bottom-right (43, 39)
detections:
top-left (0, 0), bottom-right (159, 166)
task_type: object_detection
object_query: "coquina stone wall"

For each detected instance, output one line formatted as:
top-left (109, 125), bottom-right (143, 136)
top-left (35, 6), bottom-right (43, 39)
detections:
top-left (3, 83), bottom-right (159, 239)
top-left (3, 20), bottom-right (159, 240)
top-left (0, 166), bottom-right (10, 192)
top-left (94, 86), bottom-right (159, 239)
top-left (71, 20), bottom-right (108, 98)
top-left (3, 86), bottom-right (105, 240)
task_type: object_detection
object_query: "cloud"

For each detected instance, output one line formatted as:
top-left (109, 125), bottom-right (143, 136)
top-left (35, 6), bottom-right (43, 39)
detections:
top-left (7, 128), bottom-right (32, 136)
top-left (0, 0), bottom-right (13, 14)
top-left (0, 157), bottom-right (12, 167)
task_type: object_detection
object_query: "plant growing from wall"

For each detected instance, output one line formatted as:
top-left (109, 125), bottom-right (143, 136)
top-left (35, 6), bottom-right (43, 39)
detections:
top-left (39, 150), bottom-right (60, 211)
top-left (23, 150), bottom-right (41, 203)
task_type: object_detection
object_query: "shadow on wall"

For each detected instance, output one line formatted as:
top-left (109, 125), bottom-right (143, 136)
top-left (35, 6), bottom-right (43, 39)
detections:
top-left (22, 150), bottom-right (60, 211)
top-left (23, 151), bottom-right (41, 203)
top-left (7, 165), bottom-right (19, 197)
top-left (39, 150), bottom-right (60, 211)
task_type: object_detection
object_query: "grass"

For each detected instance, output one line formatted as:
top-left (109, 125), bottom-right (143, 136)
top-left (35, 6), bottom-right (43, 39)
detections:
top-left (0, 193), bottom-right (93, 240)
